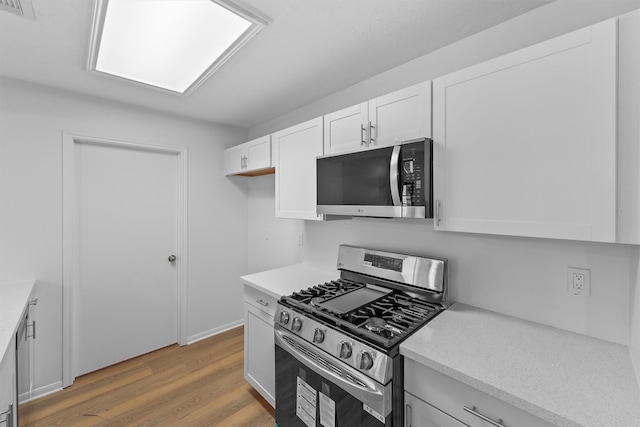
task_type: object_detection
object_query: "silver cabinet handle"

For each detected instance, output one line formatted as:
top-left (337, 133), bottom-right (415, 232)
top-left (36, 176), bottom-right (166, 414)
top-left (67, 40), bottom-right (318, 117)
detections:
top-left (27, 321), bottom-right (36, 340)
top-left (463, 406), bottom-right (504, 427)
top-left (435, 199), bottom-right (441, 226)
top-left (0, 404), bottom-right (13, 427)
top-left (168, 255), bottom-right (176, 262)
top-left (256, 299), bottom-right (269, 307)
top-left (405, 403), bottom-right (412, 427)
top-left (369, 121), bottom-right (375, 144)
top-left (361, 124), bottom-right (366, 146)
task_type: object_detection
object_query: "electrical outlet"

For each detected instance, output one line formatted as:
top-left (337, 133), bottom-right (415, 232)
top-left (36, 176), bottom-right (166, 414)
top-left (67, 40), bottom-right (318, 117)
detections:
top-left (567, 268), bottom-right (590, 296)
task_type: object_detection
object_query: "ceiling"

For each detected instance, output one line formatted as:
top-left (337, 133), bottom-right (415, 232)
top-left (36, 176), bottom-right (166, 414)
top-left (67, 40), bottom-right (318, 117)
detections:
top-left (0, 0), bottom-right (554, 129)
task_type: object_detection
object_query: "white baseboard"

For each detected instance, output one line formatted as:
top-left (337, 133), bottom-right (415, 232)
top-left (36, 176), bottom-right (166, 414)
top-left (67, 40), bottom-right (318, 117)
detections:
top-left (20, 381), bottom-right (63, 403)
top-left (187, 318), bottom-right (244, 345)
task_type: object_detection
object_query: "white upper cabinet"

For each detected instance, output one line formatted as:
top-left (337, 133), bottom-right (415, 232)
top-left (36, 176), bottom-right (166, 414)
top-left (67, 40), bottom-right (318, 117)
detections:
top-left (433, 18), bottom-right (618, 242)
top-left (224, 135), bottom-right (272, 176)
top-left (617, 9), bottom-right (640, 244)
top-left (273, 117), bottom-right (324, 221)
top-left (368, 81), bottom-right (431, 148)
top-left (323, 82), bottom-right (432, 155)
top-left (323, 102), bottom-right (368, 155)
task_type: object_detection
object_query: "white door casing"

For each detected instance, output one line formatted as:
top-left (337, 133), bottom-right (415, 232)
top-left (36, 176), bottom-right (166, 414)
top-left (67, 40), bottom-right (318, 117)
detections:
top-left (62, 132), bottom-right (188, 387)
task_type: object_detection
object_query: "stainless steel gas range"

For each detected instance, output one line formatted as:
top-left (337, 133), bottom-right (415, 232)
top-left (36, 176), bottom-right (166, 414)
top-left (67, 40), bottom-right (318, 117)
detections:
top-left (274, 245), bottom-right (448, 427)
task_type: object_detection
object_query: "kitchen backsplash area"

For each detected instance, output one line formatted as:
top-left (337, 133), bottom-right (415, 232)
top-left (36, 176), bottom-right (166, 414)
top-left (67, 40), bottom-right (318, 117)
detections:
top-left (248, 174), bottom-right (634, 348)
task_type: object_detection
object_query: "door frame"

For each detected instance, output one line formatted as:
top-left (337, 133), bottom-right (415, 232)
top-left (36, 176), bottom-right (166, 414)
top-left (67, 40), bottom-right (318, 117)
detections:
top-left (61, 132), bottom-right (189, 387)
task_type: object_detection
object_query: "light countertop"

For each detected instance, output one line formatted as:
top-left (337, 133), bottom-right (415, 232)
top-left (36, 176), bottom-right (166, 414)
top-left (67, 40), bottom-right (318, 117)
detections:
top-left (240, 263), bottom-right (338, 299)
top-left (0, 280), bottom-right (35, 367)
top-left (400, 303), bottom-right (640, 427)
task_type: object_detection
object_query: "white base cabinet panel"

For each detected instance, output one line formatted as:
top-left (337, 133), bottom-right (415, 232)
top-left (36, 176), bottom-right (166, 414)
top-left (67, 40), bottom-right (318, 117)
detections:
top-left (433, 18), bottom-right (617, 242)
top-left (243, 285), bottom-right (277, 407)
top-left (404, 359), bottom-right (553, 427)
top-left (404, 392), bottom-right (465, 427)
top-left (0, 336), bottom-right (17, 427)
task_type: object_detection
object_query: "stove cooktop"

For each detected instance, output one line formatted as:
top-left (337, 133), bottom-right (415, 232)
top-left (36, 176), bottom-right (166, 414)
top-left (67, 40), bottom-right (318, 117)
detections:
top-left (281, 279), bottom-right (442, 350)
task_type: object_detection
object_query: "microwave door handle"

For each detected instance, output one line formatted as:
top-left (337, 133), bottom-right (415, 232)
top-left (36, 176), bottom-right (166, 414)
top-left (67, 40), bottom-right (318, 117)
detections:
top-left (390, 146), bottom-right (401, 206)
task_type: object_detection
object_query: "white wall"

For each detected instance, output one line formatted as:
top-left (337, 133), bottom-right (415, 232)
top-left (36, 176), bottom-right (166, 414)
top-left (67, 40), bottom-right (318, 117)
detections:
top-left (304, 219), bottom-right (632, 345)
top-left (630, 247), bottom-right (640, 386)
top-left (0, 78), bottom-right (248, 394)
top-left (247, 1), bottom-right (640, 347)
top-left (247, 175), bottom-right (304, 274)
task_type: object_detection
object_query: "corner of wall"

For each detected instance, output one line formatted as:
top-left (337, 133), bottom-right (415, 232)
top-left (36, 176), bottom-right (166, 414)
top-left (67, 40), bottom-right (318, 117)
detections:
top-left (629, 245), bottom-right (640, 390)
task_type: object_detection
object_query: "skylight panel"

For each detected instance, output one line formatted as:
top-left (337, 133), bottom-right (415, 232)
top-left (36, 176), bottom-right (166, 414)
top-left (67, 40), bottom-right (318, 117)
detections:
top-left (88, 0), bottom-right (266, 95)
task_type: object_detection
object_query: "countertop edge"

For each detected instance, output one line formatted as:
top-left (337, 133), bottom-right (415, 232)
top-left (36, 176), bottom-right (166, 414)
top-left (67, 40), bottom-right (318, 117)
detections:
top-left (240, 263), bottom-right (338, 300)
top-left (399, 303), bottom-right (640, 427)
top-left (400, 348), bottom-right (580, 427)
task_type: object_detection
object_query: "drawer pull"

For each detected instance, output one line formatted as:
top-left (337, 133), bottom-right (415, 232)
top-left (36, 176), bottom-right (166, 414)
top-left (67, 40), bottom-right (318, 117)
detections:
top-left (463, 406), bottom-right (504, 427)
top-left (0, 404), bottom-right (13, 427)
top-left (256, 299), bottom-right (269, 307)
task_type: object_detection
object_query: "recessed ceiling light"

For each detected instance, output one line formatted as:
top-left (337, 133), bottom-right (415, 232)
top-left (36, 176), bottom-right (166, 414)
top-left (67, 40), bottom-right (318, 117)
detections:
top-left (87, 0), bottom-right (267, 95)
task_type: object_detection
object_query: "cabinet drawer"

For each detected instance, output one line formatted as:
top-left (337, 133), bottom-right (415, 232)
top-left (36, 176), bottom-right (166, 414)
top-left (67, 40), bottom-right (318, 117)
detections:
top-left (404, 391), bottom-right (466, 427)
top-left (404, 359), bottom-right (553, 427)
top-left (243, 284), bottom-right (277, 317)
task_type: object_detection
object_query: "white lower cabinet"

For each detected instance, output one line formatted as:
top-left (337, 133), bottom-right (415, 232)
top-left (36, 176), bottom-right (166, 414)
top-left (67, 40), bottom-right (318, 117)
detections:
top-left (243, 285), bottom-right (277, 407)
top-left (404, 392), bottom-right (465, 427)
top-left (0, 336), bottom-right (17, 427)
top-left (404, 359), bottom-right (553, 427)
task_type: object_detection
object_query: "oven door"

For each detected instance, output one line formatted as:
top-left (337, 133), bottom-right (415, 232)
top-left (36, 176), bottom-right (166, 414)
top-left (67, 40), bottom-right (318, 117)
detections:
top-left (275, 327), bottom-right (392, 427)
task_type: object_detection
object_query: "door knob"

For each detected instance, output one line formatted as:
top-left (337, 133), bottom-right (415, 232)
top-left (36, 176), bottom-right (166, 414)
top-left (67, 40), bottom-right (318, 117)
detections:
top-left (168, 255), bottom-right (176, 262)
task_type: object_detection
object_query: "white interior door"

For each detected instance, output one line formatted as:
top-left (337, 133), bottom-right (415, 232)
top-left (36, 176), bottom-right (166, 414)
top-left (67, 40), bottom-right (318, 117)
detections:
top-left (73, 142), bottom-right (179, 376)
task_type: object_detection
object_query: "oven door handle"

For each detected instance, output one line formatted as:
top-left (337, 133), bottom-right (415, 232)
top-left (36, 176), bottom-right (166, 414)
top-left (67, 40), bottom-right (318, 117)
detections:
top-left (275, 327), bottom-right (392, 418)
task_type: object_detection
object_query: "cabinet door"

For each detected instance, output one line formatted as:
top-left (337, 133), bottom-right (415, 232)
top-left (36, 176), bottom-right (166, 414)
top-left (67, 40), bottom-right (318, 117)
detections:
top-left (617, 9), bottom-right (640, 244)
top-left (0, 336), bottom-right (17, 427)
top-left (404, 392), bottom-right (465, 427)
top-left (433, 19), bottom-right (617, 242)
top-left (369, 81), bottom-right (432, 148)
top-left (273, 117), bottom-right (324, 220)
top-left (323, 102), bottom-right (368, 155)
top-left (244, 303), bottom-right (275, 407)
top-left (224, 144), bottom-right (245, 175)
top-left (246, 135), bottom-right (272, 172)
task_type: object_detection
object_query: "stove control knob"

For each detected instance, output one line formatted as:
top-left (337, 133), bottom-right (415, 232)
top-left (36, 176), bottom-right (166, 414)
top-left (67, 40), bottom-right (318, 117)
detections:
top-left (313, 328), bottom-right (325, 343)
top-left (338, 341), bottom-right (352, 359)
top-left (291, 317), bottom-right (303, 332)
top-left (279, 311), bottom-right (290, 325)
top-left (357, 351), bottom-right (374, 370)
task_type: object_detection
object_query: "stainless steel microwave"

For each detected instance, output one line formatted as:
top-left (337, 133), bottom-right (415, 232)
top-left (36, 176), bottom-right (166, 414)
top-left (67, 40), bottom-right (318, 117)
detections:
top-left (316, 138), bottom-right (433, 218)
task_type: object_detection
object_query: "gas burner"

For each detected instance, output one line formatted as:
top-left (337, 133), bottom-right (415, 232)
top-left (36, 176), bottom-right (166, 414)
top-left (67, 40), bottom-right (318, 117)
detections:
top-left (363, 317), bottom-right (387, 333)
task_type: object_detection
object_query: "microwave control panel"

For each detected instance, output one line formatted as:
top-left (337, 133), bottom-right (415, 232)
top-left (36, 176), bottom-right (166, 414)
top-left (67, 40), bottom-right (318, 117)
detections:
top-left (400, 144), bottom-right (425, 207)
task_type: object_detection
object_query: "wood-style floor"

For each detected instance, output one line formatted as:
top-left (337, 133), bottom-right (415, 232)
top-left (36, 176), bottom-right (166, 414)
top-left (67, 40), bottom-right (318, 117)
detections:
top-left (21, 326), bottom-right (275, 426)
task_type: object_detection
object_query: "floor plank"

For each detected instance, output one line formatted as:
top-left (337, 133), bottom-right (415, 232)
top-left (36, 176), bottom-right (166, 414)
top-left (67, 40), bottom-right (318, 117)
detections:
top-left (21, 326), bottom-right (275, 426)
